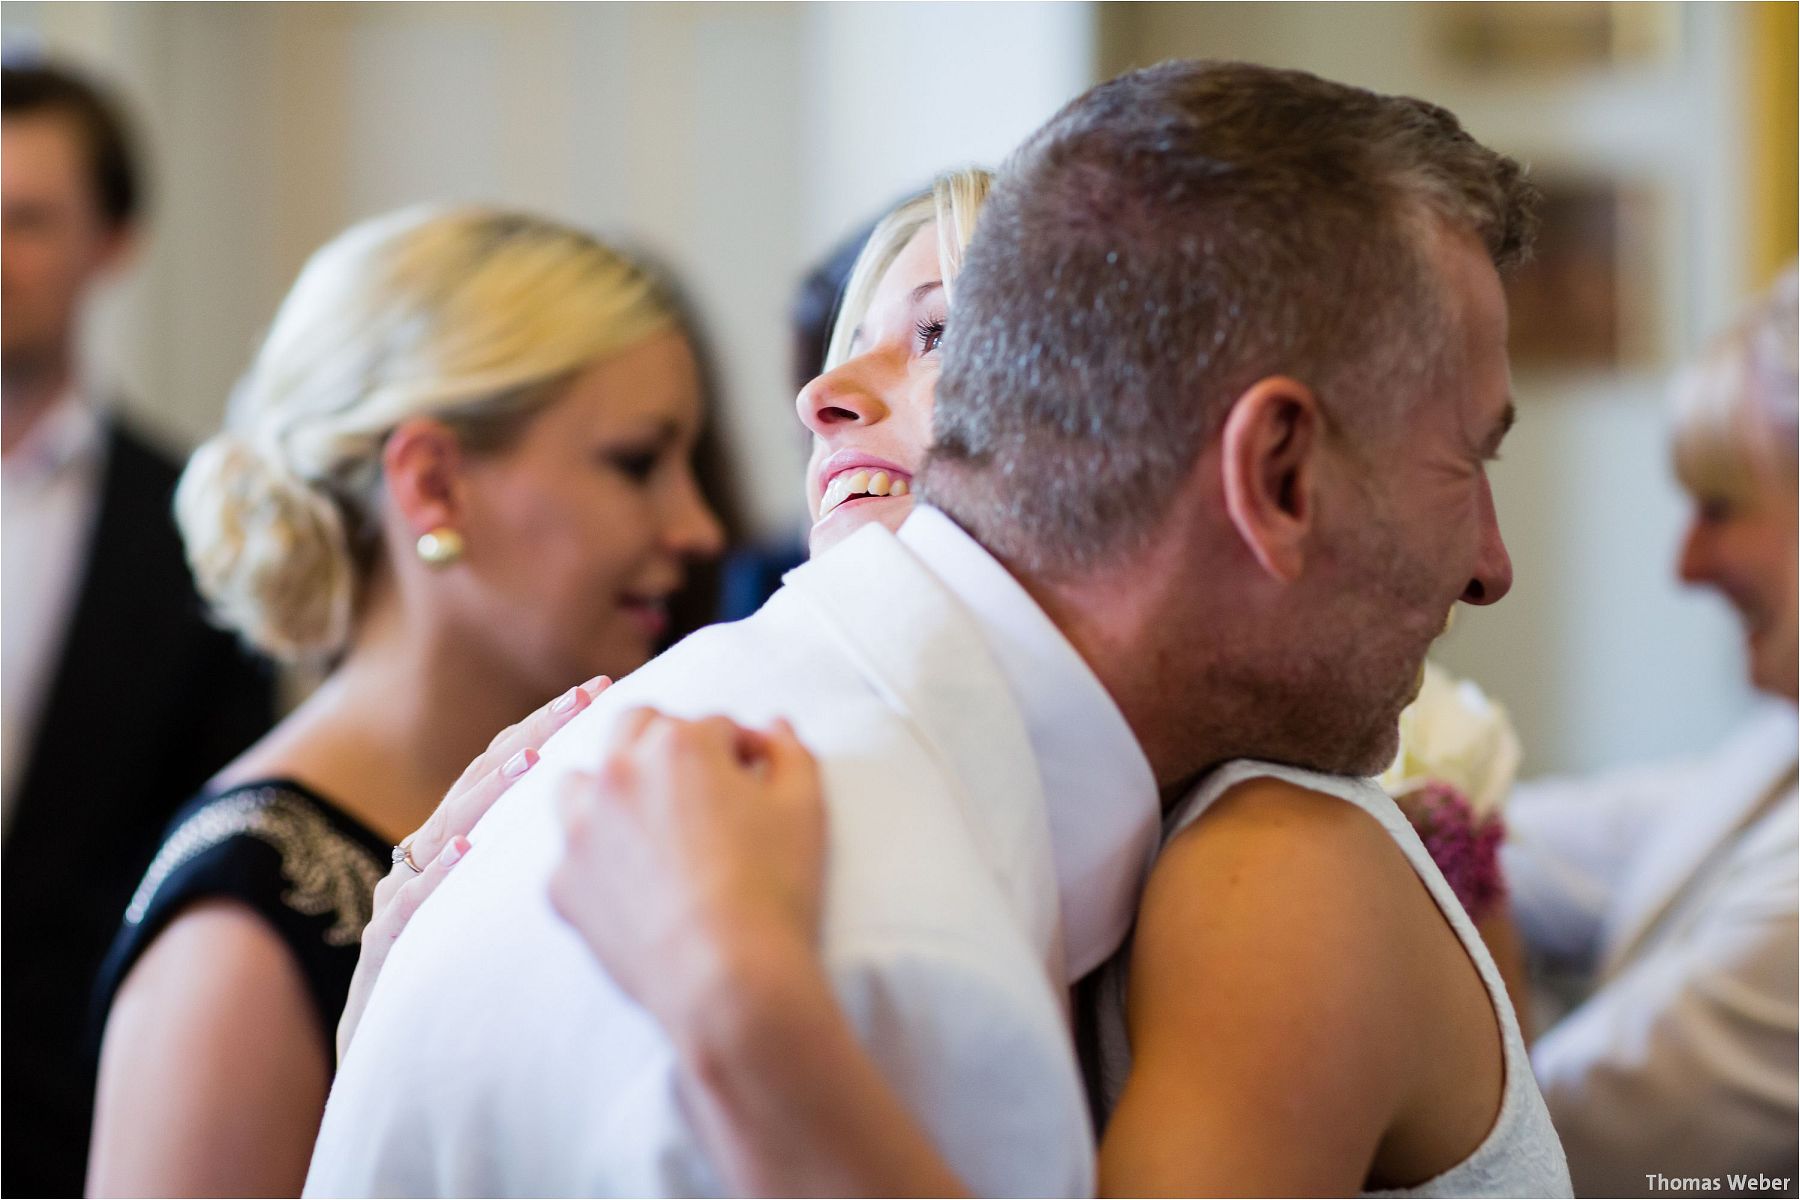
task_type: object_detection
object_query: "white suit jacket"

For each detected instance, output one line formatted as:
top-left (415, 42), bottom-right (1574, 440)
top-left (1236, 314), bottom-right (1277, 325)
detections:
top-left (1504, 702), bottom-right (1799, 1197)
top-left (306, 510), bottom-right (1157, 1198)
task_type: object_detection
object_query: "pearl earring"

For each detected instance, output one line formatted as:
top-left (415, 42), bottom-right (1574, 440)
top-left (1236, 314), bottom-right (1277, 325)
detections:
top-left (416, 527), bottom-right (464, 567)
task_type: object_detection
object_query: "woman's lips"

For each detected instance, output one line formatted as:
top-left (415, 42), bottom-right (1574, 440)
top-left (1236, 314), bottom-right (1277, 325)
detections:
top-left (619, 595), bottom-right (670, 641)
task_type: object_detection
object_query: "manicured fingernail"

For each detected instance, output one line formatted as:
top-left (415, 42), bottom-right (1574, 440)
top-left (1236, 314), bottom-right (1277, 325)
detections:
top-left (583, 675), bottom-right (611, 695)
top-left (503, 748), bottom-right (538, 778)
top-left (551, 687), bottom-right (580, 714)
top-left (440, 836), bottom-right (468, 867)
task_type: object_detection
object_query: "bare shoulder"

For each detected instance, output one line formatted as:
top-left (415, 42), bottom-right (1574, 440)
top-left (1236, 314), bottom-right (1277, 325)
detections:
top-left (1129, 775), bottom-right (1428, 1056)
top-left (91, 900), bottom-right (330, 1196)
top-left (116, 898), bottom-right (315, 1015)
top-left (1102, 776), bottom-right (1436, 1194)
top-left (1139, 774), bottom-right (1426, 955)
top-left (104, 898), bottom-right (330, 1075)
top-left (1127, 775), bottom-right (1461, 1104)
top-left (1107, 773), bottom-right (1504, 1194)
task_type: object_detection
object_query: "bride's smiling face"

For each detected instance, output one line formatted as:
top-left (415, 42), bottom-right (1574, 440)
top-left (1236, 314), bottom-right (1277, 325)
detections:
top-left (798, 223), bottom-right (943, 555)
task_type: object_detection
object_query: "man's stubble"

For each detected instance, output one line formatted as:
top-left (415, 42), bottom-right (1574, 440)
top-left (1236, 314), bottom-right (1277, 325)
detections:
top-left (1197, 489), bottom-right (1446, 781)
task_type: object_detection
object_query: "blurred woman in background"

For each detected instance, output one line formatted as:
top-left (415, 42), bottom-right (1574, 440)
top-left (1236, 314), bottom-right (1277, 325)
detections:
top-left (1503, 266), bottom-right (1799, 1197)
top-left (86, 205), bottom-right (722, 1197)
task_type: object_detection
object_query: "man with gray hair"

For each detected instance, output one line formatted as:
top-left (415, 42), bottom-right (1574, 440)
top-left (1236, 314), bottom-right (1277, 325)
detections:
top-left (311, 60), bottom-right (1562, 1196)
top-left (928, 58), bottom-right (1533, 784)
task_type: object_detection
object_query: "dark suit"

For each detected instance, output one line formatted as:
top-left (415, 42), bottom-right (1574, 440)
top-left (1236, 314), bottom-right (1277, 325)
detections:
top-left (1, 417), bottom-right (276, 1198)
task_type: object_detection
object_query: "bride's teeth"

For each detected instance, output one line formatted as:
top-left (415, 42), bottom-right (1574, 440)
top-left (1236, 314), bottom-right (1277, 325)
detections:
top-left (821, 474), bottom-right (849, 515)
top-left (820, 468), bottom-right (914, 517)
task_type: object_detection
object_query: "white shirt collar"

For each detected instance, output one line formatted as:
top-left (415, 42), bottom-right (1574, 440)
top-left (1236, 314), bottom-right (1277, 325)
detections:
top-left (3, 386), bottom-right (105, 484)
top-left (899, 504), bottom-right (1159, 979)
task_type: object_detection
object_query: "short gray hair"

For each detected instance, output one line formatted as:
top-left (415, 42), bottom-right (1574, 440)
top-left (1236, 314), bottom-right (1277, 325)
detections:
top-left (922, 60), bottom-right (1539, 574)
top-left (1673, 264), bottom-right (1800, 497)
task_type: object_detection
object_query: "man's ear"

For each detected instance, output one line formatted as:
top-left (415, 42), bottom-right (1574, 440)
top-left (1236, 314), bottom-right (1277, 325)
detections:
top-left (1218, 376), bottom-right (1322, 583)
top-left (382, 418), bottom-right (466, 538)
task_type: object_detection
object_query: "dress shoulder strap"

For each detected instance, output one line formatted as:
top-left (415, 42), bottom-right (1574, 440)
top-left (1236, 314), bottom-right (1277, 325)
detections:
top-left (1168, 759), bottom-right (1413, 844)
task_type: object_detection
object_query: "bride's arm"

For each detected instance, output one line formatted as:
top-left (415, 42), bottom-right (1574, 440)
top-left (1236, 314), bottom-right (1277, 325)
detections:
top-left (549, 711), bottom-right (967, 1198)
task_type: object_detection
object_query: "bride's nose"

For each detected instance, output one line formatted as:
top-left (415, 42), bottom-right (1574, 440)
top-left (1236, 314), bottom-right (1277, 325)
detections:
top-left (796, 358), bottom-right (893, 437)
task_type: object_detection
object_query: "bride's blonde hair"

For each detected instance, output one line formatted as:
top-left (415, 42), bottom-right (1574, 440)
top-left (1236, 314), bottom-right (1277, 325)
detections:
top-left (824, 167), bottom-right (993, 371)
top-left (177, 205), bottom-right (677, 664)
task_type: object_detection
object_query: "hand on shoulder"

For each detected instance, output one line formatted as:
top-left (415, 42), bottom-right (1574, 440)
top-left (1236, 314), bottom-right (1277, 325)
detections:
top-left (549, 707), bottom-right (827, 1043)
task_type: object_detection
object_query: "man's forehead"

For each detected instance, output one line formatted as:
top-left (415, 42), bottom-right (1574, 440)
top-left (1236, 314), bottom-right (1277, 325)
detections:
top-left (4, 109), bottom-right (89, 151)
top-left (2, 111), bottom-right (93, 184)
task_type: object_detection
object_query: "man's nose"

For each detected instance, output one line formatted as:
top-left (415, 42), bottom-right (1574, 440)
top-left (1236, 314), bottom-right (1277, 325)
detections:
top-left (1461, 481), bottom-right (1513, 606)
top-left (1676, 516), bottom-right (1714, 586)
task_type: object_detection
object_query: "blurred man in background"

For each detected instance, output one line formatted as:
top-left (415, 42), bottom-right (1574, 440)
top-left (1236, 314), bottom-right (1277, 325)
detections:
top-left (1, 58), bottom-right (274, 1197)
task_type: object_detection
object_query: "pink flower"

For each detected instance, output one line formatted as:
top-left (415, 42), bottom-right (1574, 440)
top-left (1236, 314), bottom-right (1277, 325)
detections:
top-left (1402, 781), bottom-right (1507, 922)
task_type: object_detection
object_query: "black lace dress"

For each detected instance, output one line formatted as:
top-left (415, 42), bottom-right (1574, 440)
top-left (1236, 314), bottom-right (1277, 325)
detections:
top-left (94, 779), bottom-right (390, 1050)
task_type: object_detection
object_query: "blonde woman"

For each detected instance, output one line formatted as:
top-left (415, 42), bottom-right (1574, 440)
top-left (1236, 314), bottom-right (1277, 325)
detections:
top-left (86, 206), bottom-right (722, 1197)
top-left (802, 168), bottom-right (987, 553)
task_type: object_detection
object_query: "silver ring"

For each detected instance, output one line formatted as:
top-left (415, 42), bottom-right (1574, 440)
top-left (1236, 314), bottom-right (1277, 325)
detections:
top-left (392, 841), bottom-right (423, 874)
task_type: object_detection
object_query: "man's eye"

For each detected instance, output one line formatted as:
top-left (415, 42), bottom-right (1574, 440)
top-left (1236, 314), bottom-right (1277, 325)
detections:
top-left (915, 318), bottom-right (946, 355)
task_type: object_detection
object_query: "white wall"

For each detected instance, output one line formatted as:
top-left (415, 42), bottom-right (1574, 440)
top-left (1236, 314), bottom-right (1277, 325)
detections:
top-left (800, 2), bottom-right (1095, 260)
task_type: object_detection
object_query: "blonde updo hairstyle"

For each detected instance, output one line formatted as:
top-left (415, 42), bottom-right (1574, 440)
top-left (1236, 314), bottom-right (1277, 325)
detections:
top-left (1672, 264), bottom-right (1799, 502)
top-left (823, 167), bottom-right (993, 371)
top-left (177, 205), bottom-right (678, 665)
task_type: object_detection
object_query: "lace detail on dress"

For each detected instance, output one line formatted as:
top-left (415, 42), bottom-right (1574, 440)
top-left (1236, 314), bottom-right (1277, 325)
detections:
top-left (124, 786), bottom-right (383, 946)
